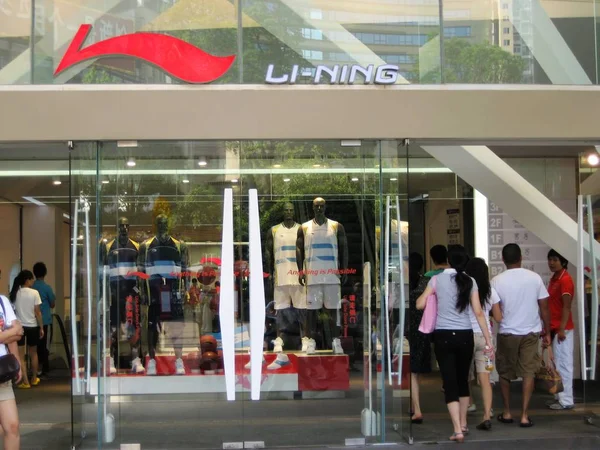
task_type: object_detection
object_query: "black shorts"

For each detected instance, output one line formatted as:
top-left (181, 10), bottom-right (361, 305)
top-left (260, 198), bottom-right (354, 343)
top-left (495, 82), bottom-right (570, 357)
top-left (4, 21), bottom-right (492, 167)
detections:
top-left (18, 326), bottom-right (40, 347)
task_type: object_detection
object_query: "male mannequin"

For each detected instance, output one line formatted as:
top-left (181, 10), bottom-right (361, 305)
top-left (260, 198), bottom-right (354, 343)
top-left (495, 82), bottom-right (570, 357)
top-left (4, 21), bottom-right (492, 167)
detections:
top-left (265, 202), bottom-right (306, 356)
top-left (140, 214), bottom-right (189, 375)
top-left (100, 217), bottom-right (144, 374)
top-left (296, 197), bottom-right (348, 354)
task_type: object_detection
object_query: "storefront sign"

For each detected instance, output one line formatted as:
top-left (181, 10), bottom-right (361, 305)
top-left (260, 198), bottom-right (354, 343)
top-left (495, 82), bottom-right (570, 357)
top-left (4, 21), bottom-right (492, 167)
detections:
top-left (55, 24), bottom-right (235, 83)
top-left (265, 63), bottom-right (400, 85)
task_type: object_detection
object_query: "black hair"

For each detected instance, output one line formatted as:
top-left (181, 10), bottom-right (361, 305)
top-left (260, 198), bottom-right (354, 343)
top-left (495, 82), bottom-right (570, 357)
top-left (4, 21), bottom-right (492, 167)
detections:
top-left (33, 261), bottom-right (47, 279)
top-left (430, 245), bottom-right (448, 266)
top-left (465, 257), bottom-right (491, 308)
top-left (10, 270), bottom-right (34, 303)
top-left (192, 278), bottom-right (198, 283)
top-left (502, 243), bottom-right (522, 265)
top-left (409, 252), bottom-right (424, 291)
top-left (448, 245), bottom-right (472, 313)
top-left (548, 249), bottom-right (568, 268)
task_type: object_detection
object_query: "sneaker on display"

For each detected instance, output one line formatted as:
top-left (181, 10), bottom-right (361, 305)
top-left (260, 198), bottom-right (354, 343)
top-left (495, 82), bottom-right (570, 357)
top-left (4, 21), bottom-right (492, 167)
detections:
top-left (244, 355), bottom-right (266, 369)
top-left (267, 353), bottom-right (291, 370)
top-left (109, 357), bottom-right (117, 375)
top-left (131, 357), bottom-right (145, 374)
top-left (306, 338), bottom-right (317, 355)
top-left (332, 338), bottom-right (344, 355)
top-left (301, 336), bottom-right (310, 353)
top-left (272, 337), bottom-right (284, 353)
top-left (146, 358), bottom-right (157, 376)
top-left (175, 358), bottom-right (186, 375)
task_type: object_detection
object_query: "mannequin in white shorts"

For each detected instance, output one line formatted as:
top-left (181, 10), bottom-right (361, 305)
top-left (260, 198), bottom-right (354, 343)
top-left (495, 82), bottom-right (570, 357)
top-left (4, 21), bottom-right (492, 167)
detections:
top-left (296, 197), bottom-right (348, 355)
top-left (265, 202), bottom-right (307, 354)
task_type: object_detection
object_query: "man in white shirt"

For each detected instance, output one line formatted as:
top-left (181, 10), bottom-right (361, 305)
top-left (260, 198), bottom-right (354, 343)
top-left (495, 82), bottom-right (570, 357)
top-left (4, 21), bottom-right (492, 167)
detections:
top-left (491, 243), bottom-right (551, 428)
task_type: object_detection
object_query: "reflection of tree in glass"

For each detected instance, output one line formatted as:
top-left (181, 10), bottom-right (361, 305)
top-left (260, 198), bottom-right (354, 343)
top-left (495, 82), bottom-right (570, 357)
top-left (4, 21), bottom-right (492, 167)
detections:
top-left (418, 38), bottom-right (525, 84)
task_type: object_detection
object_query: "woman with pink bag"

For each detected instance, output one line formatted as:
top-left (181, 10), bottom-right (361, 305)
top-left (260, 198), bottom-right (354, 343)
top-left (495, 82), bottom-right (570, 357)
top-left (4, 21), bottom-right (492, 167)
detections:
top-left (416, 246), bottom-right (494, 443)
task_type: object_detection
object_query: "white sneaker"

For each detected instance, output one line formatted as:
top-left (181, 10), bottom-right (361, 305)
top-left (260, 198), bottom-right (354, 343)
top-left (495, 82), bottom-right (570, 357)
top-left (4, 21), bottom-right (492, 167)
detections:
top-left (332, 338), bottom-right (344, 355)
top-left (175, 358), bottom-right (186, 375)
top-left (301, 336), bottom-right (310, 352)
top-left (467, 404), bottom-right (477, 413)
top-left (244, 355), bottom-right (266, 369)
top-left (306, 338), bottom-right (317, 355)
top-left (267, 353), bottom-right (290, 370)
top-left (272, 337), bottom-right (284, 353)
top-left (109, 357), bottom-right (117, 375)
top-left (146, 358), bottom-right (157, 376)
top-left (131, 357), bottom-right (145, 374)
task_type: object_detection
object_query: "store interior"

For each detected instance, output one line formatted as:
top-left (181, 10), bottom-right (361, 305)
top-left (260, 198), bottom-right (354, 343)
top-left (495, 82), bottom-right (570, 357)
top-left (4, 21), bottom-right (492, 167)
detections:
top-left (0, 141), bottom-right (599, 449)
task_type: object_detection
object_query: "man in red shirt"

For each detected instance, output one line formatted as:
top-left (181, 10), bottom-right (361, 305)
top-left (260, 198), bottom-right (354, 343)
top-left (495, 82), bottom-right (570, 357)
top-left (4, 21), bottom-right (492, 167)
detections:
top-left (546, 249), bottom-right (575, 410)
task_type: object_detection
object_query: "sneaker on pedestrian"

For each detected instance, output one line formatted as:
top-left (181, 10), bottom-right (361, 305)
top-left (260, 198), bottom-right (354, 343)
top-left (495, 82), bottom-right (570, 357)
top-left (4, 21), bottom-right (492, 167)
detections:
top-left (31, 377), bottom-right (41, 386)
top-left (17, 382), bottom-right (31, 389)
top-left (146, 358), bottom-right (157, 376)
top-left (332, 338), bottom-right (344, 355)
top-left (267, 353), bottom-right (291, 370)
top-left (548, 402), bottom-right (574, 410)
top-left (175, 358), bottom-right (186, 375)
top-left (467, 404), bottom-right (477, 413)
top-left (272, 337), bottom-right (284, 353)
top-left (131, 357), bottom-right (145, 374)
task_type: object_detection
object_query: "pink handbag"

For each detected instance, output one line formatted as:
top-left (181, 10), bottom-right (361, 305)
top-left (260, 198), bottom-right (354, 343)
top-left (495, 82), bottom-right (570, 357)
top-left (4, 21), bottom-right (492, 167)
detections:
top-left (418, 276), bottom-right (438, 334)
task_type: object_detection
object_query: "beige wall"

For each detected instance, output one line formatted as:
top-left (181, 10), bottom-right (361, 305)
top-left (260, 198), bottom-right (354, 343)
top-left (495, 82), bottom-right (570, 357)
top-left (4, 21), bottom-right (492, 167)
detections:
top-left (0, 203), bottom-right (20, 296)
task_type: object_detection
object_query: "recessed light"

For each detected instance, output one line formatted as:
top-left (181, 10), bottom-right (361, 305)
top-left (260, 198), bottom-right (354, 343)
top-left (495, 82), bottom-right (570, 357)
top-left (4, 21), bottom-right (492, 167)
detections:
top-left (351, 177), bottom-right (359, 182)
top-left (101, 179), bottom-right (110, 184)
top-left (390, 177), bottom-right (398, 181)
top-left (273, 164), bottom-right (282, 168)
top-left (283, 178), bottom-right (291, 182)
top-left (198, 157), bottom-right (208, 167)
top-left (182, 179), bottom-right (190, 184)
top-left (53, 179), bottom-right (62, 186)
top-left (231, 179), bottom-right (238, 183)
top-left (587, 153), bottom-right (600, 166)
top-left (126, 157), bottom-right (136, 167)
top-left (313, 164), bottom-right (321, 168)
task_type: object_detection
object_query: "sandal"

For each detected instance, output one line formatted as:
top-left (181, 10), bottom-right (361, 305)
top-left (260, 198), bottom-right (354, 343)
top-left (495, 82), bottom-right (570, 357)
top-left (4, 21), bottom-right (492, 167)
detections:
top-left (411, 416), bottom-right (424, 424)
top-left (450, 432), bottom-right (464, 443)
top-left (497, 413), bottom-right (514, 424)
top-left (520, 418), bottom-right (534, 428)
top-left (476, 420), bottom-right (492, 431)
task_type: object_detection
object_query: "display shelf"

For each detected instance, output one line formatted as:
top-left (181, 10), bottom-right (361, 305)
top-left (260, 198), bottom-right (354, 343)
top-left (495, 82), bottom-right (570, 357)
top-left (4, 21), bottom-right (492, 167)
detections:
top-left (75, 351), bottom-right (350, 397)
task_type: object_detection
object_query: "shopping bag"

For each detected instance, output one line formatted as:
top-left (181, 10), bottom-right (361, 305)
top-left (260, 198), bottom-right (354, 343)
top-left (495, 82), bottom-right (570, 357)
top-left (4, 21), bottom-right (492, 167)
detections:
top-left (418, 277), bottom-right (437, 334)
top-left (535, 346), bottom-right (564, 395)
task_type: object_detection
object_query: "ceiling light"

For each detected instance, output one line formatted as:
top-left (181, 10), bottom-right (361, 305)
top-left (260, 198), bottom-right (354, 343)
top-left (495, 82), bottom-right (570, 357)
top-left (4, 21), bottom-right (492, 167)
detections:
top-left (126, 157), bottom-right (136, 167)
top-left (390, 177), bottom-right (398, 181)
top-left (198, 157), bottom-right (208, 167)
top-left (117, 140), bottom-right (138, 148)
top-left (22, 196), bottom-right (47, 206)
top-left (313, 164), bottom-right (321, 168)
top-left (587, 153), bottom-right (600, 166)
top-left (101, 179), bottom-right (110, 184)
top-left (231, 179), bottom-right (238, 183)
top-left (182, 179), bottom-right (190, 184)
top-left (341, 139), bottom-right (362, 147)
top-left (273, 164), bottom-right (282, 168)
top-left (52, 177), bottom-right (62, 185)
top-left (283, 178), bottom-right (291, 182)
top-left (351, 177), bottom-right (359, 182)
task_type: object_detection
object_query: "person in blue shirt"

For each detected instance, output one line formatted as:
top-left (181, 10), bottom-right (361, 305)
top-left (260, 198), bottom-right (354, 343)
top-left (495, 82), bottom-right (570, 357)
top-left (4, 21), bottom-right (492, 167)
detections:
top-left (32, 262), bottom-right (55, 377)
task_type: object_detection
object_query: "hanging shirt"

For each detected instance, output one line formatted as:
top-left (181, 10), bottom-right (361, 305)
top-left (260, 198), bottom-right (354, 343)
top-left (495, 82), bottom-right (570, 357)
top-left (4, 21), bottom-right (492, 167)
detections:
top-left (272, 222), bottom-right (300, 286)
top-left (302, 218), bottom-right (339, 285)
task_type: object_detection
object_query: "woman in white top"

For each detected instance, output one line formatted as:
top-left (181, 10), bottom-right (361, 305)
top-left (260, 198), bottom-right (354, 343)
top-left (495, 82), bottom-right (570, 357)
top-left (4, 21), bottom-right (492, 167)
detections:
top-left (417, 246), bottom-right (494, 443)
top-left (465, 258), bottom-right (503, 431)
top-left (9, 270), bottom-right (43, 388)
top-left (0, 293), bottom-right (24, 450)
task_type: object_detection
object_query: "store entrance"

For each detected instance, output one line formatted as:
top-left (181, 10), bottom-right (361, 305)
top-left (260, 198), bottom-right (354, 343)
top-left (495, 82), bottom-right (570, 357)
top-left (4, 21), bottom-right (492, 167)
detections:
top-left (401, 142), bottom-right (600, 446)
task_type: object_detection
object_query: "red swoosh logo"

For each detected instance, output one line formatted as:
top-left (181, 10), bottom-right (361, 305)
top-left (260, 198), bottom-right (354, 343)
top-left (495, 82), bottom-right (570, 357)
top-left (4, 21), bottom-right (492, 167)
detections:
top-left (55, 25), bottom-right (235, 83)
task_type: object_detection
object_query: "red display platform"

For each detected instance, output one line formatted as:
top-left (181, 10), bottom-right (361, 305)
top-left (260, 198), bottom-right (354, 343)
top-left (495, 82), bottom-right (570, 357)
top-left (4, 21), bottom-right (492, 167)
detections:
top-left (78, 352), bottom-right (350, 396)
top-left (373, 354), bottom-right (410, 390)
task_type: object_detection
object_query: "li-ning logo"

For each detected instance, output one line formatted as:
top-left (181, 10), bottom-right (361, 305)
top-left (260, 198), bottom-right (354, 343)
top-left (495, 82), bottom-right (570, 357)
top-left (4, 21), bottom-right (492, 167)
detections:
top-left (55, 25), bottom-right (235, 83)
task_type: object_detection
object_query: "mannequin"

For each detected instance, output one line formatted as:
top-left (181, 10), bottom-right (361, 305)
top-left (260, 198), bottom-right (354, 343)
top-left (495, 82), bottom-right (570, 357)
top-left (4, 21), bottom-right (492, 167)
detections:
top-left (265, 202), bottom-right (307, 356)
top-left (100, 217), bottom-right (144, 374)
top-left (296, 197), bottom-right (348, 354)
top-left (140, 214), bottom-right (189, 376)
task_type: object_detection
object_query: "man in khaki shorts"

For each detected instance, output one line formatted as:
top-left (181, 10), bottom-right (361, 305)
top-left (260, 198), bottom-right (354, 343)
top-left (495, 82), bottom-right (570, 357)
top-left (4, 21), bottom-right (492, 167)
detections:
top-left (491, 244), bottom-right (551, 428)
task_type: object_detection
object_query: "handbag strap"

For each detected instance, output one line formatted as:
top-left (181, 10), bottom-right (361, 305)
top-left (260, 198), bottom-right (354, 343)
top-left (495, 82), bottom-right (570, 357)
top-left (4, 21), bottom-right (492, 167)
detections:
top-left (0, 297), bottom-right (6, 330)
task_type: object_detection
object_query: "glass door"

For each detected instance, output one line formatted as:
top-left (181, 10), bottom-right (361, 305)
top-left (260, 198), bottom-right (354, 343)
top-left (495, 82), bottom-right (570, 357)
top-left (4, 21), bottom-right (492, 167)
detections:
top-left (70, 141), bottom-right (102, 449)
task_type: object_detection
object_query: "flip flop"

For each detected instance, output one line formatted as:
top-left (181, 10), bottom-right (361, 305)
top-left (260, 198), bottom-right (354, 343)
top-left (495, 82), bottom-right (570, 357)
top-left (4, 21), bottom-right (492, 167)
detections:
top-left (497, 414), bottom-right (514, 424)
top-left (520, 418), bottom-right (534, 428)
